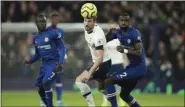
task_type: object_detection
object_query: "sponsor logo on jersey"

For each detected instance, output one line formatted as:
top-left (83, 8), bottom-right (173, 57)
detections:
top-left (127, 39), bottom-right (131, 44)
top-left (38, 45), bottom-right (51, 49)
top-left (97, 39), bottom-right (103, 46)
top-left (137, 36), bottom-right (141, 40)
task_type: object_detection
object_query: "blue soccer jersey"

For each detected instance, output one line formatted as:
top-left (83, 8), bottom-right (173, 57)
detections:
top-left (29, 30), bottom-right (64, 64)
top-left (111, 27), bottom-right (146, 67)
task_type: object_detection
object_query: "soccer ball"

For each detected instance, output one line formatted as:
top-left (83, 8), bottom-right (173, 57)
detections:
top-left (81, 3), bottom-right (97, 19)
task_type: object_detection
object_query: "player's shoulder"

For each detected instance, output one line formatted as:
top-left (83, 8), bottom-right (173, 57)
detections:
top-left (44, 30), bottom-right (57, 39)
top-left (93, 25), bottom-right (105, 37)
top-left (56, 27), bottom-right (64, 32)
top-left (46, 26), bottom-right (64, 32)
top-left (129, 27), bottom-right (140, 34)
top-left (94, 25), bottom-right (104, 33)
top-left (46, 26), bottom-right (52, 31)
top-left (45, 30), bottom-right (54, 35)
top-left (115, 28), bottom-right (121, 32)
top-left (33, 33), bottom-right (39, 39)
top-left (32, 33), bottom-right (39, 44)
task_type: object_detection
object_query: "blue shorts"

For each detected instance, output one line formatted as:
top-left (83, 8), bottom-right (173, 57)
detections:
top-left (112, 63), bottom-right (147, 82)
top-left (35, 63), bottom-right (57, 87)
top-left (106, 63), bottom-right (146, 94)
top-left (86, 59), bottom-right (111, 81)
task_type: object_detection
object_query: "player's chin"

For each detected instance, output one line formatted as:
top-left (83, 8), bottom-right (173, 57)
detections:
top-left (120, 25), bottom-right (126, 28)
top-left (38, 27), bottom-right (44, 30)
top-left (120, 26), bottom-right (129, 30)
top-left (85, 28), bottom-right (90, 31)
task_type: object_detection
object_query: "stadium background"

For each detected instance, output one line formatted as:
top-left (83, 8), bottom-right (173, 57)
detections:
top-left (1, 1), bottom-right (185, 106)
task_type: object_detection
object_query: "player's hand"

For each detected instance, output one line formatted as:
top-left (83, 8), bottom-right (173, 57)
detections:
top-left (82, 72), bottom-right (91, 83)
top-left (109, 27), bottom-right (116, 34)
top-left (56, 62), bottom-right (63, 72)
top-left (116, 45), bottom-right (124, 53)
top-left (23, 60), bottom-right (30, 66)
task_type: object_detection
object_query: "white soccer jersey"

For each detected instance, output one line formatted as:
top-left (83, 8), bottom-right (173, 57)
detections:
top-left (85, 25), bottom-right (110, 63)
top-left (106, 39), bottom-right (129, 67)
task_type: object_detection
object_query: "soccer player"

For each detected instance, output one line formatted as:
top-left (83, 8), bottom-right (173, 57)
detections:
top-left (23, 14), bottom-right (64, 107)
top-left (105, 13), bottom-right (147, 107)
top-left (101, 21), bottom-right (127, 107)
top-left (75, 17), bottom-right (118, 107)
top-left (40, 12), bottom-right (66, 107)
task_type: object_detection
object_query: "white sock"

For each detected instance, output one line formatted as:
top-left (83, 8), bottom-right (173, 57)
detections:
top-left (76, 82), bottom-right (95, 107)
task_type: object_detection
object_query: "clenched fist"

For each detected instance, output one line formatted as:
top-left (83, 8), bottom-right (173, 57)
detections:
top-left (23, 60), bottom-right (30, 66)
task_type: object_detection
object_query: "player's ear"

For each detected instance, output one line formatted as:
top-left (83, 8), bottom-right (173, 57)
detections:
top-left (94, 19), bottom-right (96, 23)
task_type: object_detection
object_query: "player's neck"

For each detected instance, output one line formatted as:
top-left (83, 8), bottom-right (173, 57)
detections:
top-left (121, 27), bottom-right (129, 35)
top-left (39, 30), bottom-right (45, 34)
top-left (87, 27), bottom-right (94, 34)
top-left (87, 30), bottom-right (93, 34)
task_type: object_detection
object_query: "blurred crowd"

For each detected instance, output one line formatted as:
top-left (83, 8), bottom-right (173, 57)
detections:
top-left (1, 1), bottom-right (185, 83)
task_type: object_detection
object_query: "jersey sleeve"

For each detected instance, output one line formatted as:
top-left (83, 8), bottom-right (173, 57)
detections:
top-left (111, 32), bottom-right (117, 39)
top-left (106, 30), bottom-right (117, 42)
top-left (29, 36), bottom-right (40, 64)
top-left (29, 47), bottom-right (40, 64)
top-left (94, 30), bottom-right (104, 50)
top-left (132, 29), bottom-right (142, 44)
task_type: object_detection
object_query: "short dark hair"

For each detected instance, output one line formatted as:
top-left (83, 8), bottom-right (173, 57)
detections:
top-left (120, 13), bottom-right (130, 17)
top-left (50, 12), bottom-right (61, 18)
top-left (86, 16), bottom-right (97, 21)
top-left (37, 14), bottom-right (45, 18)
top-left (36, 14), bottom-right (47, 21)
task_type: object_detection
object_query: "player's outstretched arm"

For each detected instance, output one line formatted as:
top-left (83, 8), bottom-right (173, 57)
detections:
top-left (105, 28), bottom-right (117, 42)
top-left (23, 47), bottom-right (40, 66)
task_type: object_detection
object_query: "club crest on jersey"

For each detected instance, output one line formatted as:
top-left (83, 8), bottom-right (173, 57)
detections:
top-left (137, 36), bottom-right (141, 40)
top-left (127, 39), bottom-right (131, 44)
top-left (97, 39), bottom-right (103, 45)
top-left (44, 37), bottom-right (49, 42)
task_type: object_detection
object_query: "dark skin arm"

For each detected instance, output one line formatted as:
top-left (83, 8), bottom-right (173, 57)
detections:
top-left (117, 42), bottom-right (142, 56)
top-left (105, 28), bottom-right (116, 42)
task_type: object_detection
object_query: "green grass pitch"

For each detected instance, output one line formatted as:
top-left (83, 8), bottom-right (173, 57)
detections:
top-left (2, 90), bottom-right (184, 106)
